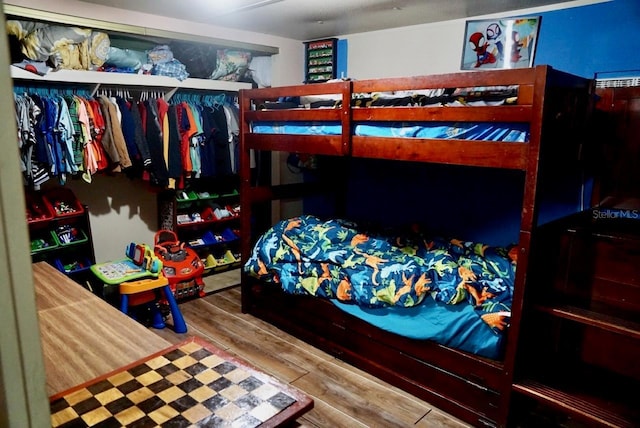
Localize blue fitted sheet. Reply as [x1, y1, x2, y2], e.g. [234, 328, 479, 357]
[332, 298, 504, 359]
[251, 121, 528, 142]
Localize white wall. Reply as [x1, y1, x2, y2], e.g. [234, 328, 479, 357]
[344, 20, 465, 79]
[6, 0, 304, 262]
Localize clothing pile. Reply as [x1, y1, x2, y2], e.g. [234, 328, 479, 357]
[6, 20, 262, 84]
[103, 45, 189, 81]
[14, 91, 240, 190]
[7, 20, 110, 71]
[6, 20, 192, 81]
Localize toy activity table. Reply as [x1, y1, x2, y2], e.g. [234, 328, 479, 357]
[90, 243, 187, 333]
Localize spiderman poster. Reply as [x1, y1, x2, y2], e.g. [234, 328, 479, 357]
[461, 16, 540, 70]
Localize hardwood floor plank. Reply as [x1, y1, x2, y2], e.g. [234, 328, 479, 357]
[153, 287, 471, 427]
[297, 398, 368, 428]
[164, 298, 312, 382]
[291, 364, 430, 427]
[200, 296, 431, 426]
[415, 409, 472, 427]
[207, 286, 242, 312]
[40, 303, 171, 396]
[203, 289, 335, 360]
[328, 352, 436, 406]
[208, 287, 464, 424]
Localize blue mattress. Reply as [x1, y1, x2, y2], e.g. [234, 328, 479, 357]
[251, 121, 529, 142]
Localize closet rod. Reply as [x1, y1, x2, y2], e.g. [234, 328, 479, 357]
[13, 85, 92, 97]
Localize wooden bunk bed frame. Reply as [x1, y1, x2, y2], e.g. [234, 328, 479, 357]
[238, 65, 592, 427]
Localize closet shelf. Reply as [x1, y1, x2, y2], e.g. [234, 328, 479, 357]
[11, 67, 252, 94]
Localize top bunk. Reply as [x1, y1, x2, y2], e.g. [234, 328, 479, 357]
[239, 65, 592, 170]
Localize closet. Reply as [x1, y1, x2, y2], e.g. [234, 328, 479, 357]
[9, 4, 275, 288]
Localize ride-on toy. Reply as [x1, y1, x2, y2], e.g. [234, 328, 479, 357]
[153, 230, 205, 299]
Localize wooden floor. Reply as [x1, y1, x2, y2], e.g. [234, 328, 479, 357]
[153, 285, 472, 428]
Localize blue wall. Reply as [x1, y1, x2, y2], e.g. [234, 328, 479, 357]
[309, 1, 639, 245]
[535, 0, 640, 78]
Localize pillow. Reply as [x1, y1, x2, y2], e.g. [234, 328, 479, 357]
[105, 46, 148, 70]
[210, 49, 251, 81]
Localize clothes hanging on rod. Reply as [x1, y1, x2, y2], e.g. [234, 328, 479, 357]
[170, 91, 242, 181]
[14, 86, 241, 190]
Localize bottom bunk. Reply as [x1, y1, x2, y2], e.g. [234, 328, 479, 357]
[243, 278, 506, 427]
[242, 215, 517, 427]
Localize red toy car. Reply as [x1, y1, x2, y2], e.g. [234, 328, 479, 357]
[153, 230, 205, 299]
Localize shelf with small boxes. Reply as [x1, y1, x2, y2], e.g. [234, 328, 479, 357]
[26, 186, 96, 284]
[158, 177, 242, 277]
[304, 38, 338, 83]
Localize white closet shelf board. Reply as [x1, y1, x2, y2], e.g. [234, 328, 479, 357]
[11, 67, 252, 95]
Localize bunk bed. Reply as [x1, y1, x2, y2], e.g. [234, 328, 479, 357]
[238, 65, 592, 427]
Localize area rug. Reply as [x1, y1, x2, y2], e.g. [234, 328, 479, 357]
[49, 337, 313, 427]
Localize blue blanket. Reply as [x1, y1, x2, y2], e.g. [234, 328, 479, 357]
[244, 216, 516, 342]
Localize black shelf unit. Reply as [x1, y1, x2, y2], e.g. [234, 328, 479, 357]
[157, 176, 241, 276]
[304, 38, 338, 83]
[27, 187, 96, 286]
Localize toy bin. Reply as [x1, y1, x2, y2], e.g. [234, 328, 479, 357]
[54, 256, 93, 274]
[53, 225, 88, 247]
[25, 192, 54, 227]
[202, 253, 217, 273]
[220, 228, 239, 242]
[198, 206, 215, 222]
[186, 231, 216, 248]
[195, 191, 220, 201]
[30, 230, 58, 254]
[221, 189, 239, 198]
[176, 190, 198, 203]
[231, 251, 242, 268]
[176, 190, 198, 213]
[213, 250, 237, 272]
[44, 187, 84, 219]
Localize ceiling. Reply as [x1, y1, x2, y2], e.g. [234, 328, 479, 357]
[79, 0, 580, 41]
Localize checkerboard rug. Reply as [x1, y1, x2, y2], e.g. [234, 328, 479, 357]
[49, 337, 311, 427]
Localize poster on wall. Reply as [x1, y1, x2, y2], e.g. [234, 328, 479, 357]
[461, 16, 541, 70]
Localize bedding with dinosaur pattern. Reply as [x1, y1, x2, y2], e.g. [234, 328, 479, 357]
[244, 215, 517, 337]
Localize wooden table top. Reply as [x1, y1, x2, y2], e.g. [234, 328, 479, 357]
[33, 262, 172, 397]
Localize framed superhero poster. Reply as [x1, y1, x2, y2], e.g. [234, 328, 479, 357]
[461, 16, 540, 70]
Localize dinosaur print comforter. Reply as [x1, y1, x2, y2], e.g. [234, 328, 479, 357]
[244, 215, 516, 335]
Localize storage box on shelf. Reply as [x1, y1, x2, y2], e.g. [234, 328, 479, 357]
[158, 181, 241, 277]
[26, 187, 96, 284]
